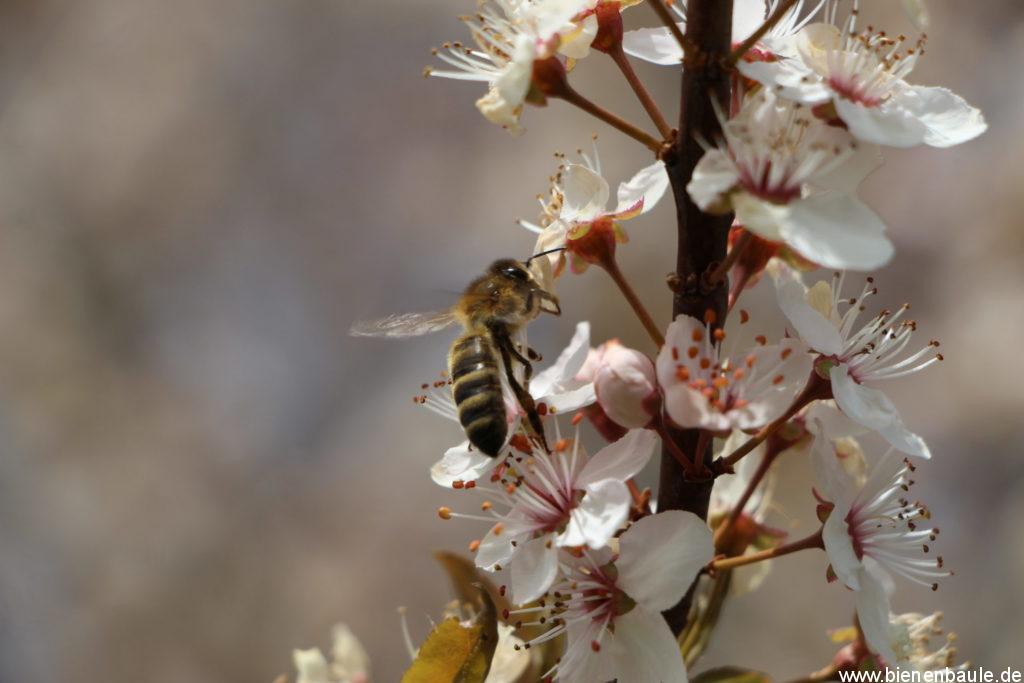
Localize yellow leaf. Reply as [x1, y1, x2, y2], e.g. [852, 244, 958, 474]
[401, 611, 498, 683]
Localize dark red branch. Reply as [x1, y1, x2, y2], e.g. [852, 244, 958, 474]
[657, 0, 734, 636]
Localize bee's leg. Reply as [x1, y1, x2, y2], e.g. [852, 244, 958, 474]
[495, 333, 549, 453]
[526, 347, 542, 363]
[505, 340, 534, 382]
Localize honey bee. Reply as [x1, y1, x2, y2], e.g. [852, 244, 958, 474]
[350, 252, 564, 456]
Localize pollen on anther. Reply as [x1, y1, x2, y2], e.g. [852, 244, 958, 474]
[591, 640, 602, 652]
[755, 335, 767, 345]
[740, 309, 750, 324]
[493, 523, 505, 536]
[572, 413, 584, 426]
[692, 329, 704, 342]
[676, 366, 690, 381]
[714, 329, 726, 342]
[481, 501, 493, 511]
[438, 507, 453, 520]
[772, 374, 785, 385]
[469, 539, 481, 553]
[704, 309, 717, 325]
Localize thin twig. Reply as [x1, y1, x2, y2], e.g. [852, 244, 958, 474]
[601, 258, 666, 347]
[723, 0, 800, 67]
[711, 528, 823, 571]
[607, 45, 674, 139]
[713, 445, 779, 550]
[719, 371, 829, 470]
[706, 229, 752, 285]
[645, 0, 692, 56]
[558, 86, 662, 153]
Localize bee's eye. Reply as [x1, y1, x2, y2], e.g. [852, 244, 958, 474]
[502, 265, 528, 281]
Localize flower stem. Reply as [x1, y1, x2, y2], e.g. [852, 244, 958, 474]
[600, 257, 665, 347]
[719, 371, 830, 470]
[558, 86, 662, 153]
[713, 444, 780, 550]
[645, 0, 693, 57]
[711, 528, 823, 571]
[607, 45, 674, 139]
[723, 0, 800, 67]
[706, 228, 751, 285]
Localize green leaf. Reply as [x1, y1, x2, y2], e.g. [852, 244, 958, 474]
[692, 666, 773, 683]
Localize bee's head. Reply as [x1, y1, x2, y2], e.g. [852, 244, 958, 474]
[486, 258, 561, 317]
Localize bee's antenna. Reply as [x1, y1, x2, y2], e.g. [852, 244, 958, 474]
[524, 247, 567, 265]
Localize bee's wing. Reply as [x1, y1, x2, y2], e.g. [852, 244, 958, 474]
[349, 310, 460, 338]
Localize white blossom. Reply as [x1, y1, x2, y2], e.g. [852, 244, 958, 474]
[776, 270, 940, 458]
[510, 510, 713, 682]
[738, 6, 986, 148]
[813, 433, 948, 663]
[521, 142, 669, 276]
[687, 88, 893, 271]
[656, 314, 812, 432]
[426, 1, 580, 134]
[293, 623, 370, 683]
[466, 427, 658, 603]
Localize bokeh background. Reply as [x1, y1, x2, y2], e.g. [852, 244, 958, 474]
[0, 1, 1021, 681]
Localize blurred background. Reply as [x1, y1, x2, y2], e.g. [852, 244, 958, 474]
[0, 0, 1021, 681]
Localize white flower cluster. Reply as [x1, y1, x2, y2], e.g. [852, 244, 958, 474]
[315, 0, 981, 680]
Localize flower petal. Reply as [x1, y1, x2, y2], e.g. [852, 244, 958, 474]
[561, 163, 611, 222]
[476, 523, 530, 571]
[737, 56, 831, 105]
[829, 367, 931, 459]
[833, 97, 928, 148]
[293, 648, 330, 683]
[812, 143, 884, 194]
[776, 278, 844, 355]
[663, 384, 730, 431]
[902, 85, 988, 148]
[430, 441, 501, 486]
[811, 428, 856, 505]
[575, 428, 659, 488]
[617, 510, 714, 611]
[855, 564, 899, 665]
[779, 193, 894, 271]
[561, 478, 632, 549]
[822, 498, 861, 590]
[622, 26, 685, 65]
[687, 149, 740, 214]
[510, 534, 560, 604]
[616, 160, 670, 216]
[531, 321, 592, 398]
[610, 608, 690, 683]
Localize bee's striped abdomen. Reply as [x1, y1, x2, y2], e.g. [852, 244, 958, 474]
[449, 334, 506, 457]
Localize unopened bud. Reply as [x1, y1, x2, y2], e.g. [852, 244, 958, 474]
[589, 340, 660, 429]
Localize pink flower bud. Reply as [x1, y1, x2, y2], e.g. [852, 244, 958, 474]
[585, 340, 660, 429]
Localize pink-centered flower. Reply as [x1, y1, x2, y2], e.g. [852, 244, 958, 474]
[813, 431, 949, 664]
[450, 428, 659, 604]
[422, 322, 596, 486]
[426, 1, 582, 134]
[738, 4, 986, 148]
[656, 314, 812, 432]
[776, 270, 940, 458]
[509, 510, 713, 682]
[687, 88, 893, 271]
